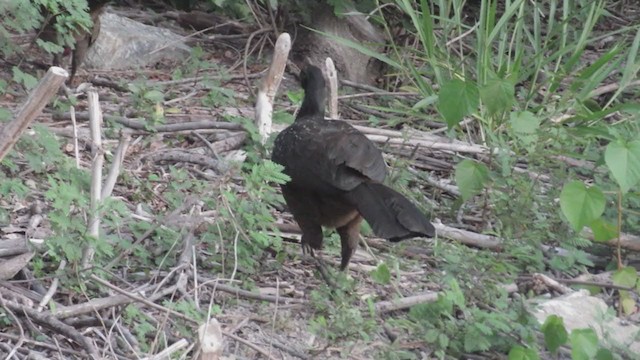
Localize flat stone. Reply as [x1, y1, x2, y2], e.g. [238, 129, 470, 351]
[532, 290, 640, 355]
[85, 12, 191, 70]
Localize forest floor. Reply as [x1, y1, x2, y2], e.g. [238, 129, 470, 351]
[1, 2, 640, 359]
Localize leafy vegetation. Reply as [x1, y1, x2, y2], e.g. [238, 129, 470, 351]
[324, 0, 640, 357]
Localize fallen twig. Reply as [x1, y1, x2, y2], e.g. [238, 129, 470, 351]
[147, 149, 226, 171]
[89, 274, 198, 324]
[375, 292, 439, 314]
[201, 279, 306, 305]
[3, 300, 100, 358]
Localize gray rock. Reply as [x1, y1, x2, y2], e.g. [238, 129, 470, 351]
[532, 290, 640, 355]
[84, 12, 191, 70]
[294, 5, 386, 85]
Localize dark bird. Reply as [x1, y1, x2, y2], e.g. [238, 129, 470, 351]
[272, 63, 435, 270]
[36, 0, 109, 83]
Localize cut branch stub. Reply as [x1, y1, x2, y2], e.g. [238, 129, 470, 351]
[325, 57, 338, 119]
[255, 32, 291, 144]
[0, 67, 68, 162]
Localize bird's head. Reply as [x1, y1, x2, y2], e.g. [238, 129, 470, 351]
[296, 60, 327, 121]
[300, 63, 326, 94]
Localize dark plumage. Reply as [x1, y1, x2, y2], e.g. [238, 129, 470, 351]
[272, 64, 435, 270]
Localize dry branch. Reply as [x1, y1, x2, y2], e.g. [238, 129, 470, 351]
[255, 32, 291, 143]
[149, 150, 225, 171]
[375, 292, 439, 314]
[0, 67, 68, 162]
[325, 57, 338, 119]
[101, 133, 131, 199]
[82, 90, 104, 268]
[433, 222, 502, 250]
[203, 280, 306, 305]
[3, 300, 100, 358]
[111, 117, 244, 132]
[53, 112, 244, 132]
[89, 274, 198, 324]
[0, 237, 30, 257]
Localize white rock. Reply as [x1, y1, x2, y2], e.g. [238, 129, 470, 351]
[532, 290, 640, 355]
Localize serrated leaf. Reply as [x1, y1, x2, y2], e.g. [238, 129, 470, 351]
[589, 218, 618, 242]
[455, 159, 489, 201]
[424, 329, 439, 342]
[438, 333, 449, 349]
[463, 325, 491, 352]
[438, 79, 479, 127]
[509, 111, 540, 134]
[480, 77, 515, 115]
[605, 140, 640, 193]
[12, 66, 38, 89]
[144, 89, 165, 102]
[508, 345, 540, 360]
[612, 266, 637, 288]
[370, 263, 391, 284]
[509, 111, 541, 150]
[595, 348, 614, 360]
[619, 291, 636, 315]
[541, 315, 568, 353]
[570, 328, 599, 360]
[559, 181, 605, 232]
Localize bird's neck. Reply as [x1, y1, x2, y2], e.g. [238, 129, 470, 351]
[296, 88, 326, 121]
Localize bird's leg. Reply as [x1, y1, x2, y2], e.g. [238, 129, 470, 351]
[298, 221, 325, 264]
[298, 223, 336, 287]
[337, 216, 363, 271]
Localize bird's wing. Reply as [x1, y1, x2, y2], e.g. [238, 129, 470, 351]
[273, 120, 386, 193]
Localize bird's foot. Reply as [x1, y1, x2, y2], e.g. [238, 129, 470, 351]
[313, 255, 337, 288]
[301, 243, 337, 287]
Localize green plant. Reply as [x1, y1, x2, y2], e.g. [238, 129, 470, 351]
[127, 82, 166, 127]
[407, 278, 537, 358]
[309, 283, 378, 341]
[312, 2, 640, 355]
[211, 158, 288, 273]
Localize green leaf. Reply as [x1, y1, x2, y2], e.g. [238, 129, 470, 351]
[612, 266, 637, 288]
[370, 263, 391, 284]
[0, 107, 11, 122]
[570, 328, 599, 360]
[559, 181, 605, 232]
[508, 345, 540, 360]
[438, 333, 450, 349]
[595, 348, 614, 360]
[144, 89, 165, 102]
[589, 218, 618, 242]
[509, 111, 540, 134]
[438, 79, 479, 127]
[412, 95, 438, 110]
[541, 315, 568, 353]
[480, 77, 515, 115]
[455, 159, 490, 201]
[12, 66, 38, 89]
[605, 140, 640, 193]
[509, 111, 541, 149]
[619, 291, 636, 316]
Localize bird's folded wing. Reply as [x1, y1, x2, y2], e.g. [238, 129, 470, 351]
[281, 120, 387, 192]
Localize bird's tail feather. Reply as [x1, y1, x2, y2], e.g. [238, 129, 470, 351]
[345, 182, 435, 241]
